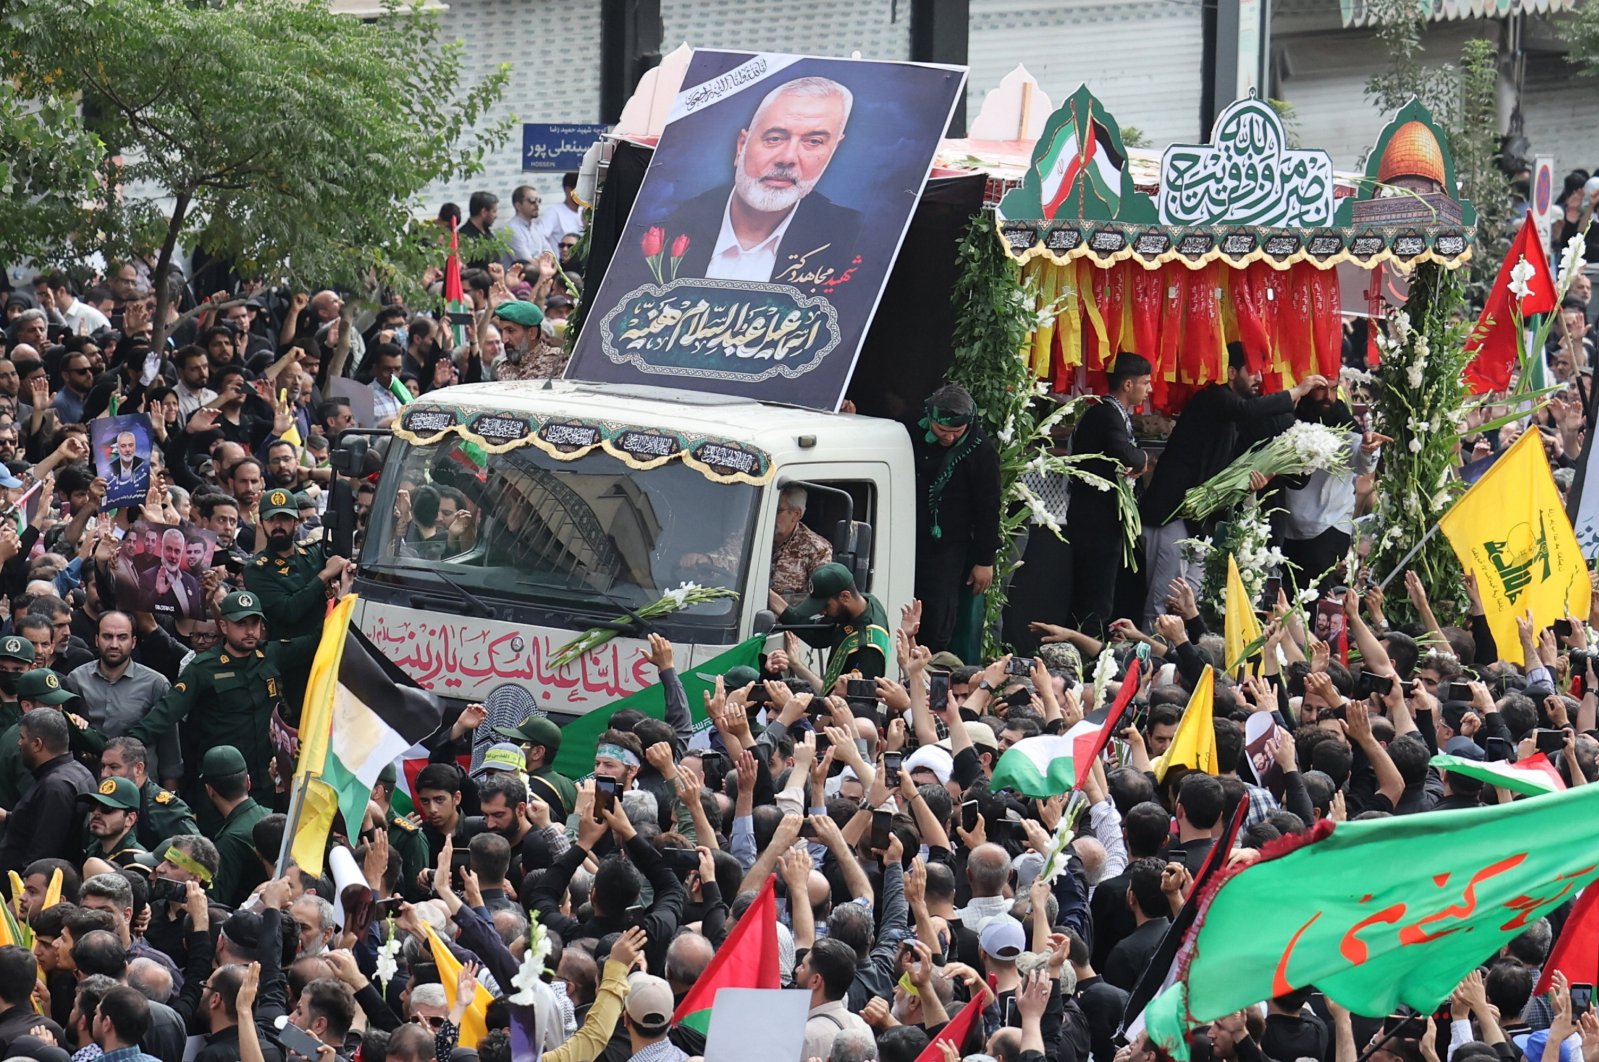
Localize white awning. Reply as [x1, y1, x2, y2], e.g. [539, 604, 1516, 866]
[1341, 0, 1574, 27]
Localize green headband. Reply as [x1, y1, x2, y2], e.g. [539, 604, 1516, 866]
[161, 846, 213, 884]
[927, 407, 971, 428]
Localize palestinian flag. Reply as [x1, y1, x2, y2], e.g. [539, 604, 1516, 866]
[1038, 98, 1124, 220]
[445, 216, 470, 350]
[989, 658, 1140, 798]
[386, 742, 433, 818]
[290, 596, 445, 876]
[672, 873, 781, 1034]
[1429, 751, 1566, 797]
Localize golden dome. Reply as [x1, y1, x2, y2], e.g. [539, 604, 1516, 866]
[1376, 121, 1447, 186]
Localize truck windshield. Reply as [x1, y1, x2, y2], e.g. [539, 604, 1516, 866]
[360, 437, 758, 617]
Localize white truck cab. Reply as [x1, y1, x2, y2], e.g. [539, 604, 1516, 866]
[337, 380, 915, 720]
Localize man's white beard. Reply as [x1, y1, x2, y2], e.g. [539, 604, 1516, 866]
[733, 152, 819, 215]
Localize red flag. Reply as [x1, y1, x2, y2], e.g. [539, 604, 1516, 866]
[444, 219, 464, 306]
[1076, 657, 1141, 791]
[1535, 884, 1599, 995]
[914, 985, 987, 1062]
[1464, 220, 1558, 394]
[672, 873, 781, 1034]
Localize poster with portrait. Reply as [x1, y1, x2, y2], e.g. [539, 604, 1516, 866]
[1243, 713, 1287, 797]
[565, 51, 966, 411]
[109, 520, 217, 621]
[91, 414, 153, 510]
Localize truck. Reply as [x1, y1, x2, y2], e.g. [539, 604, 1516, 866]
[330, 379, 916, 721]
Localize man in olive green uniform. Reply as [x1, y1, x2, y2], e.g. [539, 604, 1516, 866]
[82, 775, 146, 868]
[199, 745, 268, 907]
[244, 488, 349, 647]
[129, 591, 319, 832]
[0, 636, 34, 736]
[372, 761, 430, 902]
[492, 715, 576, 820]
[773, 562, 892, 688]
[0, 669, 102, 812]
[100, 736, 199, 852]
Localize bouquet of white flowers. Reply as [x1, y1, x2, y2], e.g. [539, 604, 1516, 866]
[548, 583, 739, 669]
[1179, 421, 1352, 522]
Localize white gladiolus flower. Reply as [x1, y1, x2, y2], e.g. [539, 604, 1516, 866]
[1297, 586, 1321, 605]
[1562, 235, 1587, 294]
[375, 935, 400, 988]
[1509, 257, 1536, 299]
[1408, 438, 1423, 453]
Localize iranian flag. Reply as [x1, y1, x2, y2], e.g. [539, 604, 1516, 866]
[289, 596, 445, 875]
[1142, 780, 1599, 1060]
[671, 873, 781, 1034]
[989, 659, 1139, 798]
[1037, 100, 1124, 220]
[1430, 751, 1566, 797]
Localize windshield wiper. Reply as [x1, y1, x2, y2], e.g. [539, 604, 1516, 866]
[364, 561, 494, 619]
[516, 574, 657, 637]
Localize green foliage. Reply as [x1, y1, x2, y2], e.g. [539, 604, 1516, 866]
[1362, 263, 1474, 624]
[1361, 0, 1507, 298]
[1560, 0, 1599, 76]
[1363, 0, 1458, 118]
[1453, 38, 1510, 300]
[946, 216, 1140, 656]
[0, 83, 105, 271]
[1, 0, 511, 343]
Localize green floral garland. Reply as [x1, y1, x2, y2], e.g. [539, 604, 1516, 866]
[948, 215, 1140, 658]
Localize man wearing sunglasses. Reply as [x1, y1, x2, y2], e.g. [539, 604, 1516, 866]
[913, 383, 1001, 654]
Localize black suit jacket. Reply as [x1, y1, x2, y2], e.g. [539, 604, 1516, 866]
[1067, 399, 1146, 531]
[660, 185, 863, 288]
[1104, 916, 1171, 991]
[1139, 384, 1296, 526]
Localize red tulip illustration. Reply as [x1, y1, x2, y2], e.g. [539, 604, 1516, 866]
[668, 234, 690, 280]
[642, 226, 667, 283]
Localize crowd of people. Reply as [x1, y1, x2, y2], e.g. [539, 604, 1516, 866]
[0, 165, 1590, 1062]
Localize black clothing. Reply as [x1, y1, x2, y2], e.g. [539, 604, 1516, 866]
[0, 751, 95, 873]
[1067, 398, 1147, 639]
[914, 428, 1002, 652]
[1076, 975, 1130, 1062]
[1139, 383, 1296, 528]
[1104, 917, 1169, 992]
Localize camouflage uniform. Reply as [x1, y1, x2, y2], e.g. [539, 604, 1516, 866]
[492, 339, 568, 382]
[704, 522, 833, 601]
[770, 523, 834, 598]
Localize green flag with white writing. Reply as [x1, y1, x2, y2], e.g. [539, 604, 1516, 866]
[1151, 781, 1599, 1058]
[551, 637, 764, 779]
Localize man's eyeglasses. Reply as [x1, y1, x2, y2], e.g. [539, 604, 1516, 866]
[66, 365, 91, 375]
[414, 1016, 446, 1030]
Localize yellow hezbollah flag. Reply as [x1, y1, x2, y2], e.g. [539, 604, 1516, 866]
[425, 922, 492, 1047]
[1439, 429, 1590, 666]
[1224, 554, 1262, 674]
[289, 595, 358, 877]
[1155, 666, 1217, 782]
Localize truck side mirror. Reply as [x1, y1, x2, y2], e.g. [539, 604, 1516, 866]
[329, 436, 368, 476]
[753, 609, 778, 635]
[832, 519, 873, 592]
[324, 478, 357, 559]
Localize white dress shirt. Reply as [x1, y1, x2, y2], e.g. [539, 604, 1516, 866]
[705, 193, 799, 282]
[506, 213, 553, 263]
